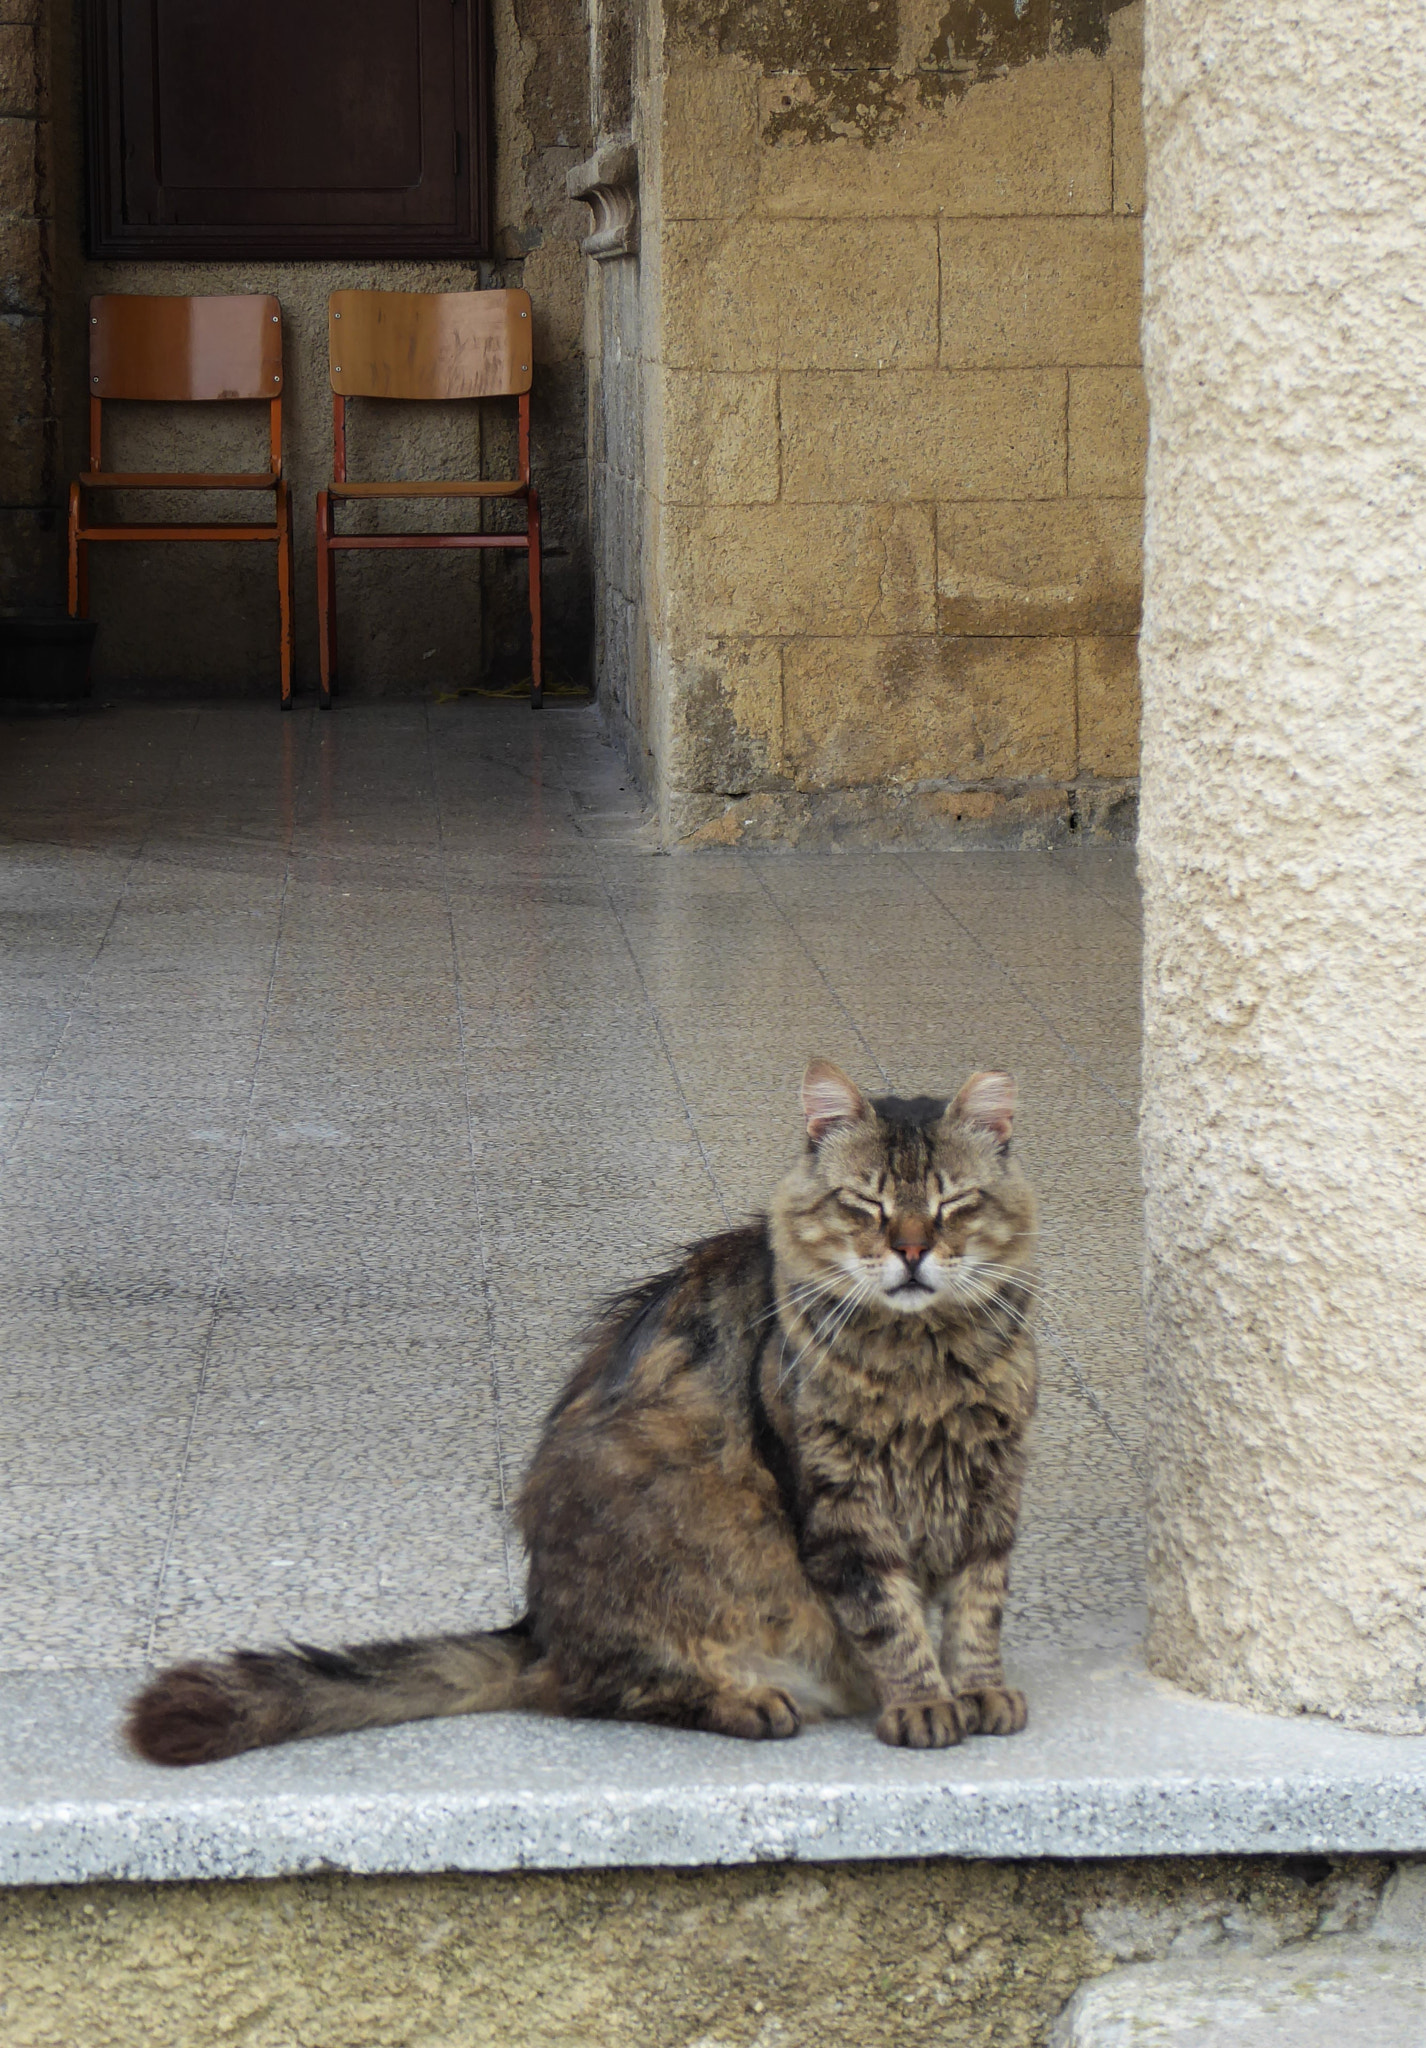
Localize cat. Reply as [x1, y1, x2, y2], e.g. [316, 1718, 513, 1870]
[126, 1059, 1038, 1765]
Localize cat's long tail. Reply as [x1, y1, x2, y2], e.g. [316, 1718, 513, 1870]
[125, 1621, 549, 1767]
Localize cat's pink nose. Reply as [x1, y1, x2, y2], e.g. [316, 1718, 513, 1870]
[895, 1239, 928, 1268]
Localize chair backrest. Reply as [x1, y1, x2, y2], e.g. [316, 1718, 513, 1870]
[89, 295, 283, 402]
[327, 290, 533, 401]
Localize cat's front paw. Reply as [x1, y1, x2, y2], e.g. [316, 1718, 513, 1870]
[955, 1686, 1027, 1736]
[704, 1685, 803, 1740]
[875, 1696, 967, 1749]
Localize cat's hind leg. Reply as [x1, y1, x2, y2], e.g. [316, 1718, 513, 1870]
[562, 1639, 809, 1740]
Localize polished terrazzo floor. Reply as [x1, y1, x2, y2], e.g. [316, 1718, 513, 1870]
[0, 701, 1144, 1683]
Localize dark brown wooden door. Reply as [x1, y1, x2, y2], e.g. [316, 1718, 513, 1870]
[85, 0, 491, 257]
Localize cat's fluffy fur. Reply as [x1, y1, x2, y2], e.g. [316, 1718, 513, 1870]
[127, 1060, 1037, 1765]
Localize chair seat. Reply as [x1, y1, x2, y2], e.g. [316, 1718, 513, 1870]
[81, 471, 280, 491]
[328, 479, 526, 500]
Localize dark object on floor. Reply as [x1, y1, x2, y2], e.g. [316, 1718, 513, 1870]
[0, 613, 98, 712]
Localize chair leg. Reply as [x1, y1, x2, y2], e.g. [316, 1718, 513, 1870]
[67, 484, 87, 618]
[316, 489, 336, 709]
[527, 486, 543, 710]
[277, 483, 294, 710]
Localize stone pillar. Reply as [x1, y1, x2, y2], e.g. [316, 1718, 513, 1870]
[1140, 0, 1426, 1731]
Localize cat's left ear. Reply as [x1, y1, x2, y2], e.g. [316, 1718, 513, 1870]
[801, 1060, 873, 1144]
[950, 1071, 1016, 1153]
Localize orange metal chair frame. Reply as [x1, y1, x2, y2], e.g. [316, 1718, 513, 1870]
[315, 289, 543, 710]
[68, 294, 295, 708]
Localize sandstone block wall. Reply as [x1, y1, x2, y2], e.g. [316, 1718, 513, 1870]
[621, 0, 1146, 846]
[0, 0, 594, 698]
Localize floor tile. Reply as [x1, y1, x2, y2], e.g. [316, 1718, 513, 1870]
[0, 700, 1147, 1685]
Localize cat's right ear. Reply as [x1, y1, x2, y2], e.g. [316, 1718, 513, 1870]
[801, 1060, 872, 1144]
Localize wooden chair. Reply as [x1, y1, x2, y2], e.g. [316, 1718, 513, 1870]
[316, 288, 542, 710]
[68, 294, 294, 707]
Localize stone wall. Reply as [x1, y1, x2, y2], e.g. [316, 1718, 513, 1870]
[0, 0, 594, 699]
[615, 0, 1147, 845]
[0, 1854, 1392, 2047]
[587, 248, 653, 769]
[0, 0, 64, 608]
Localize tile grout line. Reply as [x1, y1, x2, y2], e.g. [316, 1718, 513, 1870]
[1061, 858, 1144, 937]
[738, 854, 893, 1092]
[897, 851, 1139, 1121]
[424, 704, 520, 1619]
[556, 758, 732, 1230]
[0, 709, 205, 1181]
[895, 849, 1144, 1479]
[141, 710, 314, 1663]
[1037, 1324, 1146, 1481]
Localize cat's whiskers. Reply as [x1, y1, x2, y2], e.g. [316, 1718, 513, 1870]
[778, 1275, 876, 1390]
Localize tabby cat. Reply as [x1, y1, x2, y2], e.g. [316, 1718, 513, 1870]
[127, 1060, 1037, 1764]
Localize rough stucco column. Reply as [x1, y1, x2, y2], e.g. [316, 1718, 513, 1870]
[1140, 0, 1426, 1731]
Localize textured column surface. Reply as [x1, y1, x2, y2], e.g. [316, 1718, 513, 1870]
[1140, 0, 1426, 1730]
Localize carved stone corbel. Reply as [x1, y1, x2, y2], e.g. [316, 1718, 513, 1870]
[567, 140, 639, 261]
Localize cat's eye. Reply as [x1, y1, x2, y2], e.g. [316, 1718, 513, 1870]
[838, 1192, 887, 1222]
[937, 1191, 983, 1221]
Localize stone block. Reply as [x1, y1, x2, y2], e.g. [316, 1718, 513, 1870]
[667, 637, 784, 790]
[0, 210, 40, 311]
[1069, 367, 1148, 497]
[1078, 634, 1140, 777]
[940, 218, 1143, 368]
[782, 633, 1076, 788]
[663, 219, 939, 371]
[1049, 1939, 1426, 2047]
[0, 303, 42, 404]
[663, 502, 935, 642]
[0, 395, 44, 498]
[0, 505, 60, 604]
[938, 500, 1143, 634]
[758, 56, 1111, 219]
[662, 61, 758, 219]
[671, 781, 1075, 847]
[511, 0, 589, 150]
[0, 114, 35, 212]
[523, 235, 585, 363]
[652, 369, 779, 504]
[781, 368, 1067, 502]
[1110, 0, 1145, 216]
[0, 23, 35, 113]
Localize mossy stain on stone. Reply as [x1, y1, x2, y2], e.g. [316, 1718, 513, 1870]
[665, 0, 899, 70]
[753, 0, 1138, 147]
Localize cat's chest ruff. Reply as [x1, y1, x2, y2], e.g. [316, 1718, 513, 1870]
[806, 1345, 1021, 1539]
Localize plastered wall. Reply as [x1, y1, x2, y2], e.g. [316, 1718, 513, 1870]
[1140, 0, 1426, 1729]
[613, 0, 1147, 846]
[1, 0, 594, 699]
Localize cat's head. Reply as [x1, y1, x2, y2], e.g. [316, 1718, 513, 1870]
[772, 1059, 1036, 1323]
